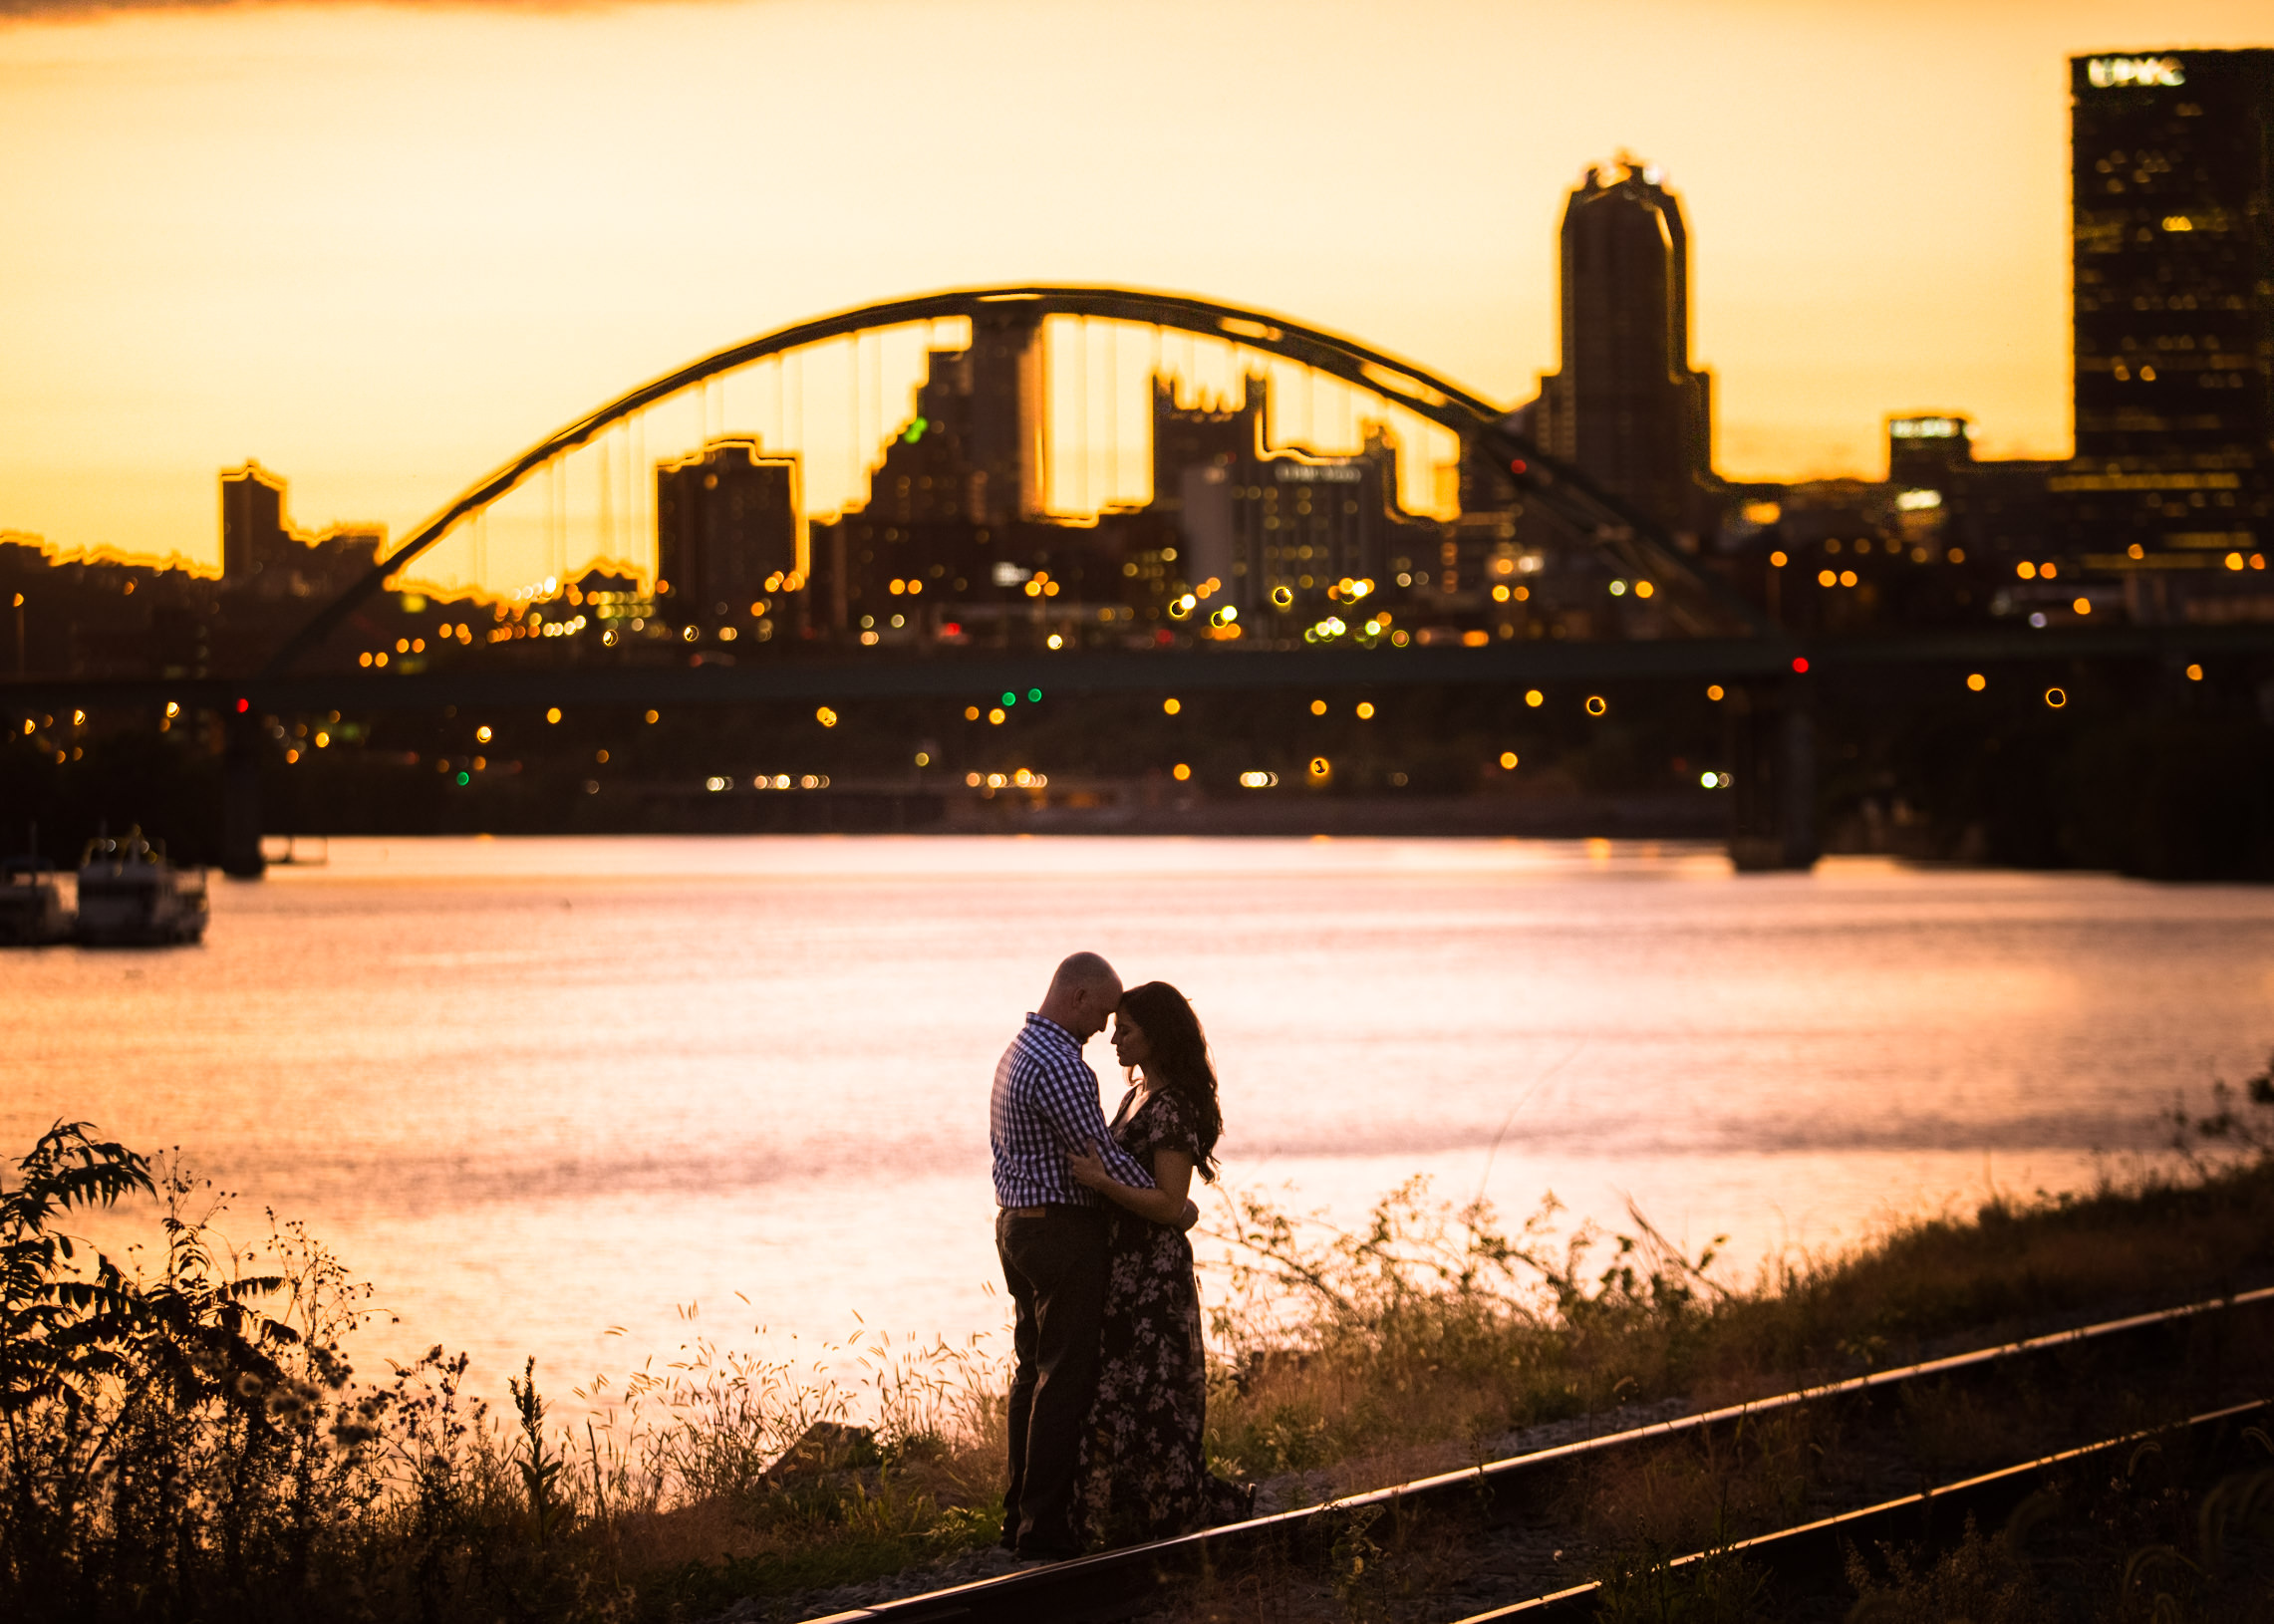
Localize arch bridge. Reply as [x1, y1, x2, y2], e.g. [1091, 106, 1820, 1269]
[262, 283, 1767, 677]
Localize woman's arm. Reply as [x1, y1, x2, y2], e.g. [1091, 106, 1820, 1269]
[1068, 1143, 1200, 1230]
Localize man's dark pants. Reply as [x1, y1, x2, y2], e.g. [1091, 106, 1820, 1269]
[995, 1205, 1108, 1558]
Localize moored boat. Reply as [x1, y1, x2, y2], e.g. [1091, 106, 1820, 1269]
[0, 857, 73, 946]
[76, 827, 208, 947]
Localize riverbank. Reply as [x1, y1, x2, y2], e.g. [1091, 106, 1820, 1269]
[6, 1088, 2272, 1624]
[695, 1137, 2274, 1623]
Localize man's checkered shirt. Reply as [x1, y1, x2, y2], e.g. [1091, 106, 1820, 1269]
[991, 1013, 1156, 1208]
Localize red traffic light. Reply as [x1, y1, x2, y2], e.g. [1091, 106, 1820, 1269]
[235, 697, 251, 713]
[1791, 657, 1810, 675]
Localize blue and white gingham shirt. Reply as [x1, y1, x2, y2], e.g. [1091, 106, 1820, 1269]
[991, 1013, 1156, 1208]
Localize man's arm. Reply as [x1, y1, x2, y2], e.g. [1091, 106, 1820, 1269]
[1027, 1058, 1155, 1190]
[1068, 1143, 1204, 1231]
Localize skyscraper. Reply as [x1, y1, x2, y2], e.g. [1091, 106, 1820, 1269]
[2055, 49, 2274, 557]
[218, 462, 383, 597]
[1886, 414, 1973, 490]
[655, 438, 802, 626]
[1531, 157, 1714, 541]
[1145, 375, 1411, 619]
[220, 462, 291, 583]
[963, 306, 1046, 528]
[810, 321, 1043, 635]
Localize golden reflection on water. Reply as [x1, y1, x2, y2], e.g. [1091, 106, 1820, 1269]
[12, 836, 2274, 1404]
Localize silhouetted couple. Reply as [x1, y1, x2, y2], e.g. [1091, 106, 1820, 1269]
[989, 951, 1251, 1561]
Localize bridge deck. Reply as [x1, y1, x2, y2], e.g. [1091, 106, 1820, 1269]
[9, 626, 2274, 714]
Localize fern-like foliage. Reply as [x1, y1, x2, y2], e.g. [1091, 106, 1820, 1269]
[0, 1121, 153, 1419]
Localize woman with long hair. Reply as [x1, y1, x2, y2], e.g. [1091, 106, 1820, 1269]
[1064, 979, 1249, 1546]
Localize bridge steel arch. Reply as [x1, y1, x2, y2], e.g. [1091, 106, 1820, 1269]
[261, 284, 1771, 677]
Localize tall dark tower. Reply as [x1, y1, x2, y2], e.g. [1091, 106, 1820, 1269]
[2057, 49, 2274, 555]
[963, 305, 1045, 527]
[1532, 157, 1714, 540]
[219, 462, 292, 583]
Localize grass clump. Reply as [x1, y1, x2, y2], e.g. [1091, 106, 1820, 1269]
[1844, 1442, 2274, 1621]
[1199, 1069, 2274, 1499]
[0, 1121, 1008, 1624]
[1, 1121, 637, 1623]
[601, 1334, 1008, 1615]
[1199, 1176, 1726, 1484]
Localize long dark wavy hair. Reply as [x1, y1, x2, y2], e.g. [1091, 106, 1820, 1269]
[1118, 980, 1223, 1182]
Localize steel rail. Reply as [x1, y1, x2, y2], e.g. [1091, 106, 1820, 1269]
[801, 1284, 2274, 1623]
[1459, 1396, 2274, 1620]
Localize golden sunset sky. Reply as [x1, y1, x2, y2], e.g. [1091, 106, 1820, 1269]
[0, 0, 2265, 573]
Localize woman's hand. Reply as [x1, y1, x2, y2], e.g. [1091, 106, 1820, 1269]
[1067, 1141, 1197, 1229]
[1066, 1141, 1110, 1191]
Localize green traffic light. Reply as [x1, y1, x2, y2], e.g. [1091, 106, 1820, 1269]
[455, 771, 470, 786]
[1027, 688, 1041, 703]
[1001, 691, 1016, 706]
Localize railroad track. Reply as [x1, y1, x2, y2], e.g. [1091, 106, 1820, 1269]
[1461, 1396, 2274, 1620]
[805, 1284, 2274, 1624]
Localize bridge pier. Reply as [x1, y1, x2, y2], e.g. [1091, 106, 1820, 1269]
[1726, 678, 1818, 873]
[221, 711, 266, 879]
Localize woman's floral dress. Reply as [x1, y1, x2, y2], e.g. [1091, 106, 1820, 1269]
[1073, 1087, 1248, 1548]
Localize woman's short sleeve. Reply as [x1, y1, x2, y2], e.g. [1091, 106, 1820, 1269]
[1143, 1091, 1203, 1164]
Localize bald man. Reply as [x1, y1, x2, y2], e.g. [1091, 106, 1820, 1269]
[989, 950, 1196, 1561]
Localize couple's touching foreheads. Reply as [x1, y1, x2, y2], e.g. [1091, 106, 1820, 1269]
[990, 951, 1252, 1562]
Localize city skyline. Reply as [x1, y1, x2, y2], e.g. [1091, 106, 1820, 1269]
[15, 46, 2272, 681]
[4, 0, 2267, 575]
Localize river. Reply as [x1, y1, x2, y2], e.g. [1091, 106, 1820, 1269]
[12, 835, 2272, 1407]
